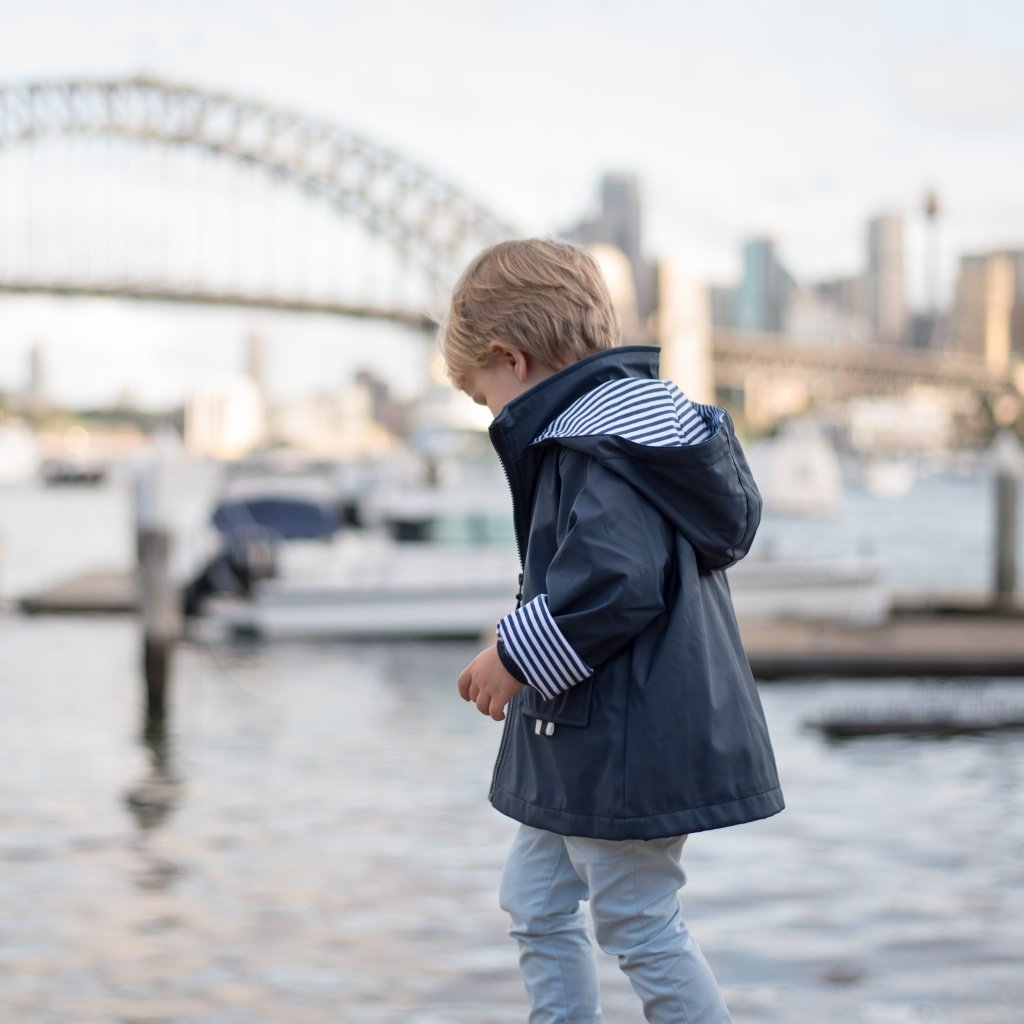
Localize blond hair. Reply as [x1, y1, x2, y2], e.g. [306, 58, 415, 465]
[438, 238, 621, 385]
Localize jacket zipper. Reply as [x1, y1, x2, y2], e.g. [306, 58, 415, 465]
[489, 436, 526, 800]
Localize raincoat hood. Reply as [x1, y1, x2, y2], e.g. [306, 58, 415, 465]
[490, 345, 761, 570]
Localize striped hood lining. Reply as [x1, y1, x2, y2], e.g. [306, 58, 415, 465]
[532, 377, 723, 449]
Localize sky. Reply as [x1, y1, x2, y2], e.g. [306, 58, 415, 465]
[2, 0, 1024, 407]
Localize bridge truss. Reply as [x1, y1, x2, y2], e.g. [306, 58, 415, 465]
[0, 75, 515, 322]
[713, 330, 1000, 397]
[711, 329, 1018, 431]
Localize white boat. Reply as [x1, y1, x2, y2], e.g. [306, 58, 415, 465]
[858, 458, 915, 499]
[203, 539, 518, 640]
[0, 420, 40, 485]
[750, 418, 843, 518]
[196, 464, 887, 641]
[198, 475, 521, 640]
[205, 546, 888, 639]
[727, 556, 890, 625]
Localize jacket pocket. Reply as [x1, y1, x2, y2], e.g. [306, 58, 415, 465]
[520, 675, 594, 728]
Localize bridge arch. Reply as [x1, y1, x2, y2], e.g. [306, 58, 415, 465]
[0, 75, 514, 282]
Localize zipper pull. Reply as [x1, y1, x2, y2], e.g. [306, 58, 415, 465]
[533, 719, 556, 737]
[515, 572, 524, 608]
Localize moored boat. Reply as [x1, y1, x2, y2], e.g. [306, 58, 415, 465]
[0, 419, 40, 485]
[193, 472, 520, 639]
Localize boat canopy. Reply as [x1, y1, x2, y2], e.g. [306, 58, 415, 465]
[212, 495, 340, 541]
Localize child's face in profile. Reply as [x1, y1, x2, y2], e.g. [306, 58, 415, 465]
[455, 342, 541, 417]
[458, 357, 523, 417]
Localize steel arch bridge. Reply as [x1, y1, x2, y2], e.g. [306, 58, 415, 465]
[0, 75, 515, 323]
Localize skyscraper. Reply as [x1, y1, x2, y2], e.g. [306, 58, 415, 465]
[597, 174, 644, 275]
[27, 341, 48, 413]
[563, 173, 656, 323]
[731, 238, 793, 333]
[952, 250, 1024, 373]
[245, 332, 268, 401]
[865, 214, 907, 344]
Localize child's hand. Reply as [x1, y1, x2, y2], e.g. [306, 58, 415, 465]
[457, 644, 525, 721]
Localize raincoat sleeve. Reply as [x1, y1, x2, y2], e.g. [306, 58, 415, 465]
[496, 454, 672, 699]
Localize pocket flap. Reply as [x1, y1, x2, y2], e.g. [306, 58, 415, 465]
[520, 675, 594, 728]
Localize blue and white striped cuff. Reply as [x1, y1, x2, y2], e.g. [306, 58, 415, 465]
[496, 594, 593, 699]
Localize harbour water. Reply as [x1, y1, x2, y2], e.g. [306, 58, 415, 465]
[1, 466, 1023, 1023]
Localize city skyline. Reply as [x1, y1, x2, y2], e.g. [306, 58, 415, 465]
[0, 189, 1018, 411]
[4, 1, 1023, 281]
[1, 0, 1023, 406]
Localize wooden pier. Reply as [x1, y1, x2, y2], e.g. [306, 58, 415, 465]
[13, 569, 1024, 680]
[18, 570, 137, 615]
[740, 608, 1024, 680]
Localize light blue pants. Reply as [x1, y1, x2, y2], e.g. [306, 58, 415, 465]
[499, 825, 731, 1024]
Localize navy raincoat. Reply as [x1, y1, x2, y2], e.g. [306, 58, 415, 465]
[488, 345, 784, 840]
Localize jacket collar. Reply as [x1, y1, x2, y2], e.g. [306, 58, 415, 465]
[489, 345, 661, 461]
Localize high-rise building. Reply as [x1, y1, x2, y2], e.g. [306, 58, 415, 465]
[27, 341, 48, 411]
[597, 174, 644, 275]
[952, 250, 1024, 373]
[1012, 254, 1024, 362]
[709, 285, 737, 329]
[185, 377, 266, 459]
[865, 214, 907, 344]
[563, 173, 656, 324]
[731, 238, 793, 333]
[813, 275, 865, 320]
[657, 258, 713, 405]
[246, 332, 268, 402]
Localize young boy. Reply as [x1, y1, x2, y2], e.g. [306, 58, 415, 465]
[440, 238, 783, 1024]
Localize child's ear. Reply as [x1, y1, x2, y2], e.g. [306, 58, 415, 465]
[488, 341, 530, 382]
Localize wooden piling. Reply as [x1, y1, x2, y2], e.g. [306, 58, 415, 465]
[992, 431, 1022, 609]
[136, 466, 180, 734]
[995, 471, 1018, 603]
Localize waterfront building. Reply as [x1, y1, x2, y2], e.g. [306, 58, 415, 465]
[590, 243, 641, 337]
[268, 378, 397, 460]
[184, 377, 266, 459]
[732, 237, 794, 334]
[906, 311, 945, 350]
[952, 250, 1024, 374]
[27, 341, 49, 414]
[865, 214, 907, 344]
[563, 172, 657, 323]
[709, 285, 736, 329]
[246, 332, 269, 405]
[785, 285, 870, 342]
[844, 388, 960, 455]
[657, 257, 714, 405]
[813, 274, 865, 324]
[596, 174, 643, 278]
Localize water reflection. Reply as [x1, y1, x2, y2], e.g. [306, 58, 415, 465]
[125, 722, 182, 834]
[1, 615, 1022, 1023]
